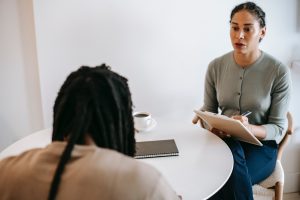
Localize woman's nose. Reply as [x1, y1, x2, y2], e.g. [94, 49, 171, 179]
[237, 30, 245, 39]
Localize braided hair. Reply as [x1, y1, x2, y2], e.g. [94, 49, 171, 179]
[48, 64, 135, 200]
[230, 2, 266, 28]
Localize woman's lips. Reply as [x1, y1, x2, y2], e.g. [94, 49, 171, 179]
[235, 43, 246, 48]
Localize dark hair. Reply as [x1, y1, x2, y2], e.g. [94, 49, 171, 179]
[230, 2, 266, 28]
[48, 64, 135, 200]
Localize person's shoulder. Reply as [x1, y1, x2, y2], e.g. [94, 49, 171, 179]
[0, 147, 45, 187]
[105, 149, 160, 176]
[0, 147, 43, 168]
[120, 157, 168, 195]
[209, 51, 233, 68]
[91, 148, 163, 189]
[129, 158, 161, 177]
[0, 142, 67, 171]
[75, 147, 178, 199]
[262, 51, 289, 73]
[98, 148, 161, 179]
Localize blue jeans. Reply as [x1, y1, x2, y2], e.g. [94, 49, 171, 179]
[208, 138, 278, 200]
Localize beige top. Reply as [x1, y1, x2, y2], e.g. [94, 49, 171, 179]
[0, 142, 179, 200]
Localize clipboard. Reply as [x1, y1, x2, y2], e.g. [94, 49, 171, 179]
[194, 110, 263, 146]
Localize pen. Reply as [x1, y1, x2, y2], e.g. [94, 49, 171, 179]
[241, 111, 252, 117]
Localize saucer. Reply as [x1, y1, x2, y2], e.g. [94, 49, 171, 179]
[135, 118, 157, 132]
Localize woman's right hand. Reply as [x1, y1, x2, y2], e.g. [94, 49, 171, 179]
[192, 115, 200, 124]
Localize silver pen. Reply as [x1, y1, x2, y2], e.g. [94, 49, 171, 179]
[241, 111, 252, 117]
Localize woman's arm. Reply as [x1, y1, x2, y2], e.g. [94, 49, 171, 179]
[193, 60, 219, 124]
[232, 115, 267, 140]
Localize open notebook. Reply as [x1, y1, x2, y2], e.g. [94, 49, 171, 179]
[194, 110, 263, 146]
[134, 139, 179, 159]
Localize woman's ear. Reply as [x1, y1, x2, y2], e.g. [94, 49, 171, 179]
[259, 27, 266, 42]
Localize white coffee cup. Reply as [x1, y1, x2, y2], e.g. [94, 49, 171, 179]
[133, 111, 152, 131]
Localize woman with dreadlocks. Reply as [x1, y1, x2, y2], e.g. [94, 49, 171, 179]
[0, 64, 180, 200]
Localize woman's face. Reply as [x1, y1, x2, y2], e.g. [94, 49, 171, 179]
[230, 10, 266, 55]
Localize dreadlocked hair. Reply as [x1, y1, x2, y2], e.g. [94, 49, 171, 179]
[48, 64, 135, 200]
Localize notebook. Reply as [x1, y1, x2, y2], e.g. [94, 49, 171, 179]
[134, 139, 179, 159]
[194, 110, 262, 146]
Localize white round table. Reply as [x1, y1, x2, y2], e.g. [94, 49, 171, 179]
[135, 119, 233, 200]
[0, 118, 233, 200]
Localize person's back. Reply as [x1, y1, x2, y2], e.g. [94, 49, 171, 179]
[0, 142, 177, 200]
[0, 65, 179, 200]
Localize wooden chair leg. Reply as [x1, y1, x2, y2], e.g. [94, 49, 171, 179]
[274, 182, 283, 200]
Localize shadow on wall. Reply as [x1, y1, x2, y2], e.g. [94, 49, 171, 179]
[0, 117, 17, 152]
[298, 0, 300, 32]
[17, 0, 44, 131]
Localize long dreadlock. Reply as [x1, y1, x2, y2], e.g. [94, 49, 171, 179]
[48, 64, 135, 200]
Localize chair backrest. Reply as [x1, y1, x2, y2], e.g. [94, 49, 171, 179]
[277, 112, 294, 161]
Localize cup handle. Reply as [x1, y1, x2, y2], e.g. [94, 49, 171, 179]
[146, 118, 152, 126]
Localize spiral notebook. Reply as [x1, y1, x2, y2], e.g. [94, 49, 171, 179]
[134, 139, 179, 159]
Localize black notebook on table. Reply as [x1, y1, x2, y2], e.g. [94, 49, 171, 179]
[134, 139, 179, 159]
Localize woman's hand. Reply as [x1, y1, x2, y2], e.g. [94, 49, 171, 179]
[231, 115, 250, 127]
[192, 115, 200, 124]
[210, 128, 231, 138]
[211, 114, 250, 138]
[232, 114, 267, 139]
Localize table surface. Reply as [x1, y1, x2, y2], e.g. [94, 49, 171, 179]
[0, 118, 233, 200]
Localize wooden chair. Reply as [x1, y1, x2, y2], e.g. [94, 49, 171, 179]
[253, 112, 294, 200]
[196, 112, 294, 200]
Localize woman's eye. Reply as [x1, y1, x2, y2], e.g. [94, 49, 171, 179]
[244, 27, 250, 32]
[232, 27, 239, 31]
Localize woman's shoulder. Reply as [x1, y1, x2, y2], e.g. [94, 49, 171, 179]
[262, 51, 289, 73]
[207, 51, 234, 73]
[209, 52, 233, 66]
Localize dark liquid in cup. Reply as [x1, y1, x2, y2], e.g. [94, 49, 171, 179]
[134, 113, 149, 118]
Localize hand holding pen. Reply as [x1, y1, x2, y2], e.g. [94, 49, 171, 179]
[241, 111, 252, 117]
[232, 111, 252, 124]
[212, 111, 252, 139]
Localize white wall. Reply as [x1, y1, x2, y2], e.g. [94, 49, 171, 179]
[0, 0, 43, 151]
[33, 0, 300, 126]
[33, 0, 235, 126]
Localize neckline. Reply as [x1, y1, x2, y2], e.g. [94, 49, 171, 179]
[231, 51, 264, 69]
